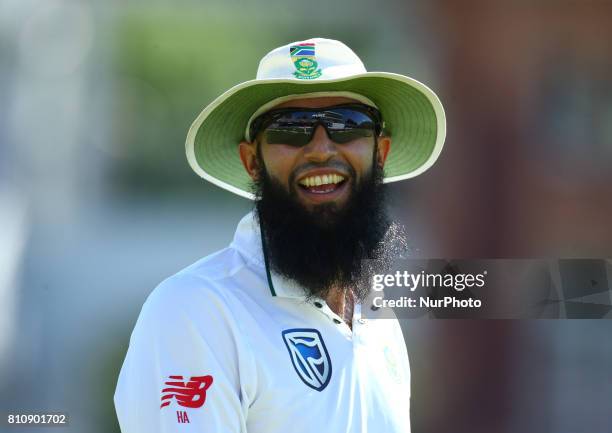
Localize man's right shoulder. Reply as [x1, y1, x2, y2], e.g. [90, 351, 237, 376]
[141, 245, 264, 322]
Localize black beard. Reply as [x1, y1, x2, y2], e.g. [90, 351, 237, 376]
[252, 153, 401, 302]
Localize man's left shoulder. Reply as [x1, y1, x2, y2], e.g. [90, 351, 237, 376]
[365, 316, 407, 346]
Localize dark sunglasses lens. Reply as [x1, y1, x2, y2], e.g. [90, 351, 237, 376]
[325, 108, 375, 144]
[261, 107, 378, 146]
[263, 111, 313, 146]
[264, 126, 312, 146]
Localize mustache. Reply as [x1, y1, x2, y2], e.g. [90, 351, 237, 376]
[289, 161, 356, 185]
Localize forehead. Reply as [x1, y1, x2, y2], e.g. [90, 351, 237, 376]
[271, 96, 361, 110]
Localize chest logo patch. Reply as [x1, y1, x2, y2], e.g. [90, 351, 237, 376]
[282, 328, 332, 391]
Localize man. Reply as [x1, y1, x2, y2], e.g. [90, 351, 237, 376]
[114, 38, 445, 433]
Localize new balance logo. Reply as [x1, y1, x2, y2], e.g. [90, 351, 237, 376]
[160, 375, 214, 409]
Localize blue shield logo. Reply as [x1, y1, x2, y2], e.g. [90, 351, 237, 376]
[282, 328, 332, 391]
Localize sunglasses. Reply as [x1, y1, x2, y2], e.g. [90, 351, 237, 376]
[249, 104, 383, 147]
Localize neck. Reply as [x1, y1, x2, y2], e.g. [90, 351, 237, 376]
[325, 287, 354, 329]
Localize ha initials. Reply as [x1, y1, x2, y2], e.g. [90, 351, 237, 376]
[176, 411, 190, 423]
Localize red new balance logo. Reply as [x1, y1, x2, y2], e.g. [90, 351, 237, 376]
[160, 375, 214, 409]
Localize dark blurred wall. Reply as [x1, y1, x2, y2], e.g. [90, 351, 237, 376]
[398, 3, 612, 433]
[425, 1, 612, 258]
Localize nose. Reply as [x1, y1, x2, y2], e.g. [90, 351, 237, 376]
[303, 124, 337, 162]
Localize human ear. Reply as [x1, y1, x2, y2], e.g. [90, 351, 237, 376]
[238, 140, 260, 180]
[376, 136, 391, 168]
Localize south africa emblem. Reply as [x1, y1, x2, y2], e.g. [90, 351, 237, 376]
[290, 43, 322, 80]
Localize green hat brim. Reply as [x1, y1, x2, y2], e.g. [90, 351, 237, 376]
[186, 72, 446, 199]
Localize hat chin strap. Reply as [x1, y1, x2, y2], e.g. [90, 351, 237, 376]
[244, 91, 379, 142]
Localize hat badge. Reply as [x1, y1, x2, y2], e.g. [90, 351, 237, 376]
[290, 42, 322, 80]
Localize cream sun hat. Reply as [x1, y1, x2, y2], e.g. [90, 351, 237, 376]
[186, 37, 446, 199]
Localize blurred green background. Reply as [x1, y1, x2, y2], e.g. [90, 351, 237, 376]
[1, 1, 611, 432]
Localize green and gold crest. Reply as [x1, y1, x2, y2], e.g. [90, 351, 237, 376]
[290, 43, 322, 80]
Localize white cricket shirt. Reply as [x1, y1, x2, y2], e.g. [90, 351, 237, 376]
[114, 212, 411, 433]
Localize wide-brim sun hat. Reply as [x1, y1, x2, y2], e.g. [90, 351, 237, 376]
[186, 37, 446, 200]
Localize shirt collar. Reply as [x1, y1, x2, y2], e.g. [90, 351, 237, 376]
[230, 212, 306, 299]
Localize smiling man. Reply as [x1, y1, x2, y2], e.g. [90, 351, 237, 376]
[242, 95, 393, 307]
[114, 38, 446, 433]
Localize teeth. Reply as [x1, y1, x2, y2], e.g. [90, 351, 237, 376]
[299, 174, 345, 187]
